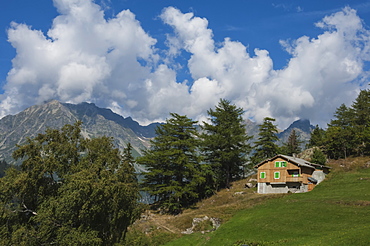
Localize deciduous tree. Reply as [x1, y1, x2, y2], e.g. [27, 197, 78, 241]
[0, 122, 141, 245]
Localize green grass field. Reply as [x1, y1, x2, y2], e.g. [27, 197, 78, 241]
[165, 167, 370, 246]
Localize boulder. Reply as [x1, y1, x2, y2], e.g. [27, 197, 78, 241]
[181, 216, 221, 234]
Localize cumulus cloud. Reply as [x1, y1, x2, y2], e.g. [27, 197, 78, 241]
[161, 6, 369, 127]
[0, 2, 369, 128]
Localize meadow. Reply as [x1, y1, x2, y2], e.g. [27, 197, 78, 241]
[163, 158, 370, 246]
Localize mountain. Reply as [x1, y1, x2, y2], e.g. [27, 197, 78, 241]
[277, 119, 315, 147]
[244, 119, 260, 139]
[0, 100, 315, 165]
[0, 100, 158, 165]
[243, 118, 314, 148]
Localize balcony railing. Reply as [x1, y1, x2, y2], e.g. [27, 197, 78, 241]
[285, 176, 303, 182]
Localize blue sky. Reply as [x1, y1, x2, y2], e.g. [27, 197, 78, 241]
[1, 0, 370, 128]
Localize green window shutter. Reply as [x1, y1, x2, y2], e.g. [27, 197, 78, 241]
[275, 161, 286, 167]
[260, 172, 266, 179]
[274, 172, 280, 179]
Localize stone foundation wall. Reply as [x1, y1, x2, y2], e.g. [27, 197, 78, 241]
[257, 182, 308, 194]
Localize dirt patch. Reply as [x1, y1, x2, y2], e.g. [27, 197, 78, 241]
[131, 176, 280, 236]
[330, 200, 370, 207]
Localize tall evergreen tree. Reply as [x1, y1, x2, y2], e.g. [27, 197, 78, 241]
[351, 89, 370, 155]
[311, 148, 327, 165]
[331, 103, 354, 127]
[307, 125, 325, 148]
[201, 99, 251, 189]
[281, 129, 301, 156]
[320, 89, 370, 159]
[352, 89, 370, 127]
[325, 104, 355, 159]
[252, 117, 279, 164]
[0, 122, 142, 245]
[0, 160, 11, 178]
[121, 143, 138, 183]
[138, 113, 208, 214]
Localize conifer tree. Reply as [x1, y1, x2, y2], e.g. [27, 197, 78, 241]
[307, 125, 326, 148]
[121, 143, 138, 183]
[252, 117, 279, 164]
[325, 104, 355, 159]
[138, 113, 208, 214]
[351, 89, 370, 155]
[201, 99, 251, 189]
[281, 129, 301, 156]
[352, 89, 370, 127]
[318, 89, 370, 159]
[311, 148, 327, 165]
[0, 160, 11, 178]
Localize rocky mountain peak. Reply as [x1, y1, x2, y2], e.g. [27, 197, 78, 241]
[287, 119, 313, 133]
[0, 100, 155, 163]
[277, 119, 314, 146]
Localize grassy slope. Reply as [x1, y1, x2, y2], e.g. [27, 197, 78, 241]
[165, 160, 370, 246]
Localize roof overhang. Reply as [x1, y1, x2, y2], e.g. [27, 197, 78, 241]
[254, 154, 316, 169]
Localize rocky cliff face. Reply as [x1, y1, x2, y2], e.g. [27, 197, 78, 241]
[0, 100, 155, 164]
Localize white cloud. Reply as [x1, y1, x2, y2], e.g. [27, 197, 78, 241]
[160, 6, 369, 128]
[0, 2, 369, 129]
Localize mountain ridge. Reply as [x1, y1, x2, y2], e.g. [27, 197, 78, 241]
[0, 100, 154, 164]
[277, 119, 314, 147]
[0, 101, 314, 164]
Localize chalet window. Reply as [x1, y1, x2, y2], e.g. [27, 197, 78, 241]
[292, 172, 300, 177]
[275, 161, 287, 167]
[274, 171, 280, 179]
[260, 172, 266, 179]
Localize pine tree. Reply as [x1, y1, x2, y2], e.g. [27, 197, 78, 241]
[352, 89, 370, 127]
[325, 104, 355, 159]
[307, 125, 325, 148]
[138, 113, 208, 214]
[252, 117, 279, 164]
[201, 99, 252, 189]
[311, 148, 327, 165]
[121, 143, 138, 184]
[351, 89, 370, 155]
[281, 129, 301, 156]
[321, 89, 370, 158]
[0, 160, 11, 178]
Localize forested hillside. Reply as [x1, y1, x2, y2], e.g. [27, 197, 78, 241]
[1, 89, 370, 245]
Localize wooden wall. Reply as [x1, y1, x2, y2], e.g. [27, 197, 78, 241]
[257, 157, 314, 184]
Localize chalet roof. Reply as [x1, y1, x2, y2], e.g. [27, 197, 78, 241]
[280, 155, 315, 168]
[254, 154, 317, 169]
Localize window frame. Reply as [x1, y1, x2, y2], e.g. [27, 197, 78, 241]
[275, 161, 287, 168]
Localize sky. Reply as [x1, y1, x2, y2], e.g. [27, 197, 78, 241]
[1, 0, 370, 129]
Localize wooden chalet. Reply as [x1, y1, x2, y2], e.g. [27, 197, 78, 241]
[254, 154, 330, 194]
